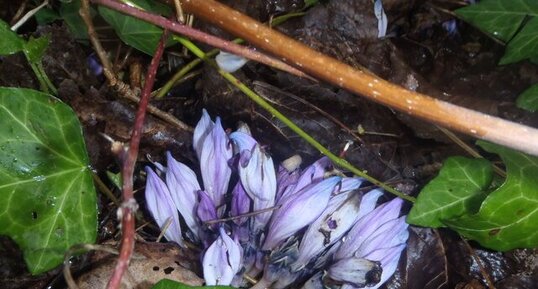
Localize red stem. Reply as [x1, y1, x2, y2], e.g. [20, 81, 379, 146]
[106, 30, 170, 289]
[90, 0, 312, 80]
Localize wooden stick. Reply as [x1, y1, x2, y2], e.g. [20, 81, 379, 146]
[180, 0, 538, 156]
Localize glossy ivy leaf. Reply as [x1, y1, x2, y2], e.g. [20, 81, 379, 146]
[444, 142, 538, 251]
[151, 279, 234, 289]
[516, 83, 538, 112]
[407, 157, 493, 228]
[0, 19, 24, 55]
[0, 87, 97, 274]
[500, 16, 538, 64]
[60, 0, 91, 40]
[98, 0, 172, 55]
[23, 36, 49, 64]
[456, 0, 538, 64]
[456, 0, 538, 42]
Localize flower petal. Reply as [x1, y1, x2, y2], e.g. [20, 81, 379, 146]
[325, 257, 381, 288]
[216, 51, 248, 73]
[144, 167, 183, 246]
[202, 227, 242, 285]
[263, 176, 341, 250]
[193, 109, 214, 160]
[355, 216, 408, 257]
[230, 132, 277, 232]
[280, 157, 332, 202]
[165, 152, 201, 239]
[230, 182, 251, 225]
[335, 197, 403, 260]
[197, 190, 218, 224]
[293, 191, 362, 270]
[363, 244, 407, 289]
[200, 117, 232, 208]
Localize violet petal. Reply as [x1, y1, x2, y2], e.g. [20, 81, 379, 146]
[193, 109, 214, 160]
[262, 176, 341, 250]
[293, 191, 362, 270]
[197, 190, 218, 224]
[335, 198, 403, 260]
[202, 227, 243, 285]
[325, 257, 381, 288]
[165, 152, 201, 238]
[200, 117, 232, 208]
[144, 167, 183, 246]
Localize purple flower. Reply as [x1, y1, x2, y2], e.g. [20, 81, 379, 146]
[144, 167, 184, 246]
[326, 257, 381, 288]
[263, 176, 342, 250]
[230, 132, 277, 232]
[277, 157, 332, 202]
[203, 227, 242, 285]
[292, 186, 364, 270]
[199, 117, 232, 208]
[165, 151, 201, 239]
[197, 190, 218, 225]
[230, 182, 251, 226]
[334, 197, 409, 289]
[144, 110, 410, 289]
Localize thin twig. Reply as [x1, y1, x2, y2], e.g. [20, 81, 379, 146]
[79, 0, 191, 132]
[180, 0, 538, 157]
[89, 0, 314, 81]
[105, 29, 170, 289]
[92, 172, 121, 206]
[436, 125, 507, 178]
[204, 205, 281, 225]
[11, 0, 48, 31]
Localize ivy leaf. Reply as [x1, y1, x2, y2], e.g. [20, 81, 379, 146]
[455, 0, 538, 43]
[444, 142, 538, 251]
[59, 0, 92, 40]
[98, 0, 172, 55]
[407, 157, 493, 228]
[0, 87, 97, 274]
[23, 36, 49, 64]
[152, 279, 234, 289]
[500, 16, 538, 64]
[0, 19, 24, 55]
[516, 83, 538, 112]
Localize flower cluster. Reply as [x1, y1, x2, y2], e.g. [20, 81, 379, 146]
[145, 110, 409, 289]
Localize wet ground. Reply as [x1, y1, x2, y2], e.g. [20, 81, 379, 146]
[0, 0, 537, 288]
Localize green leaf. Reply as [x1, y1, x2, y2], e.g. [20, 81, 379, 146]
[455, 0, 538, 64]
[98, 0, 172, 55]
[152, 279, 234, 289]
[407, 157, 493, 228]
[0, 87, 97, 274]
[0, 19, 24, 55]
[59, 0, 92, 40]
[455, 0, 538, 42]
[444, 142, 538, 251]
[516, 83, 538, 112]
[35, 7, 61, 25]
[23, 36, 49, 64]
[500, 17, 538, 64]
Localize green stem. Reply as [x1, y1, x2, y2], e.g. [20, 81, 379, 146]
[36, 61, 57, 95]
[155, 12, 305, 98]
[175, 36, 415, 202]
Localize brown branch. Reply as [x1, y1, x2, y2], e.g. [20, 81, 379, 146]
[90, 0, 314, 81]
[179, 0, 538, 156]
[105, 29, 170, 289]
